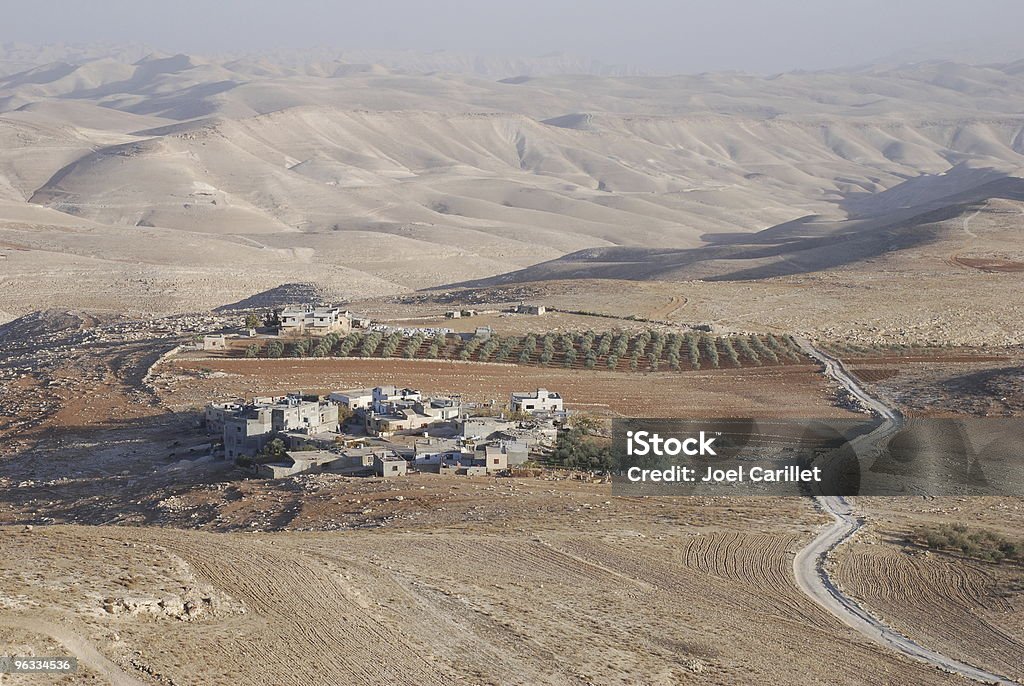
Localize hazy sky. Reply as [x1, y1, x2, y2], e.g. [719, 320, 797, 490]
[5, 0, 1024, 73]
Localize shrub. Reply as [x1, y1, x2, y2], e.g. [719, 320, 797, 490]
[911, 523, 1022, 563]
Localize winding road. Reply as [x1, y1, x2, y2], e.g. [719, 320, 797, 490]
[793, 339, 1020, 685]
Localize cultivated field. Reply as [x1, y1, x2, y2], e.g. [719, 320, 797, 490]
[831, 496, 1024, 683]
[225, 328, 806, 374]
[156, 356, 849, 420]
[0, 492, 984, 686]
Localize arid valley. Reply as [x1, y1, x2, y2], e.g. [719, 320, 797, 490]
[1, 37, 1024, 686]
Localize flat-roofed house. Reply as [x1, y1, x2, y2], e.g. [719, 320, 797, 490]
[202, 334, 229, 351]
[279, 305, 351, 337]
[224, 407, 275, 461]
[220, 394, 338, 461]
[372, 386, 422, 414]
[415, 396, 462, 422]
[205, 400, 243, 433]
[257, 450, 342, 479]
[483, 444, 509, 473]
[328, 388, 375, 412]
[510, 389, 563, 415]
[374, 453, 408, 477]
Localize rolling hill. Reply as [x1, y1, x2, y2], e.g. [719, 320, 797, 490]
[1, 48, 1023, 319]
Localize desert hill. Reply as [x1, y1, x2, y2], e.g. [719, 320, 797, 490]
[450, 170, 1024, 285]
[1, 48, 1023, 324]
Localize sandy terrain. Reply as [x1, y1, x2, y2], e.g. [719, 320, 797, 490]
[0, 497, 980, 686]
[2, 44, 1024, 686]
[1, 48, 1023, 330]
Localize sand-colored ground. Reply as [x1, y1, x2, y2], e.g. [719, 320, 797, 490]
[0, 491, 984, 686]
[1, 50, 1024, 331]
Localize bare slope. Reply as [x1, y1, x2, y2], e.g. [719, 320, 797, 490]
[3, 50, 1024, 317]
[453, 170, 1024, 285]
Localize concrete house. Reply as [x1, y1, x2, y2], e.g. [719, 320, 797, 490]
[510, 389, 563, 415]
[270, 397, 339, 435]
[224, 407, 275, 460]
[483, 444, 509, 473]
[483, 440, 529, 467]
[414, 437, 467, 467]
[202, 334, 229, 351]
[279, 305, 351, 337]
[257, 450, 342, 479]
[415, 396, 462, 422]
[374, 453, 408, 477]
[205, 400, 243, 433]
[219, 394, 339, 460]
[372, 386, 422, 414]
[459, 416, 515, 441]
[328, 389, 375, 415]
[515, 304, 546, 315]
[364, 408, 433, 437]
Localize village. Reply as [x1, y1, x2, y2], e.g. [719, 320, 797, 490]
[194, 303, 580, 480]
[204, 386, 567, 480]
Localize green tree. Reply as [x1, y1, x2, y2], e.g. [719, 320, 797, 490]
[552, 429, 613, 472]
[256, 438, 288, 464]
[265, 341, 284, 358]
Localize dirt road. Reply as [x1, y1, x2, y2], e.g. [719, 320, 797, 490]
[793, 339, 1021, 685]
[0, 616, 148, 686]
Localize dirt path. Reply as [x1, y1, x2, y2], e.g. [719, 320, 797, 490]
[0, 616, 148, 686]
[793, 339, 1021, 685]
[961, 203, 985, 238]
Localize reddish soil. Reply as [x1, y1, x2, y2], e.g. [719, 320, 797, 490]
[951, 256, 1024, 273]
[158, 357, 852, 419]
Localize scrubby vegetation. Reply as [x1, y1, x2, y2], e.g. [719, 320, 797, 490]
[549, 428, 614, 472]
[910, 523, 1022, 563]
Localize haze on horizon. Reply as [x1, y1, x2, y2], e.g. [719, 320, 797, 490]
[4, 0, 1024, 74]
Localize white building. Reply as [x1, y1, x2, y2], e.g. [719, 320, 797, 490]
[510, 389, 563, 415]
[328, 388, 375, 412]
[372, 386, 422, 414]
[413, 437, 467, 467]
[279, 305, 351, 337]
[202, 334, 229, 351]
